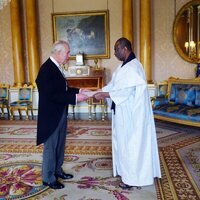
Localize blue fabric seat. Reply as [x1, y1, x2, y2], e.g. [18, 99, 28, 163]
[153, 104, 200, 122]
[10, 101, 32, 106]
[152, 77, 200, 127]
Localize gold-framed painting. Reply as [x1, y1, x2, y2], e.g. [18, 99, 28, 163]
[52, 10, 110, 60]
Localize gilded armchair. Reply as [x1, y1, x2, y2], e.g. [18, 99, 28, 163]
[0, 83, 10, 118]
[10, 84, 33, 120]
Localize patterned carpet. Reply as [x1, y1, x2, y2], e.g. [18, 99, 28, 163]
[155, 121, 200, 200]
[0, 119, 199, 200]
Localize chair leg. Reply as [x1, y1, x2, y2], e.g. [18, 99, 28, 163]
[101, 104, 105, 121]
[30, 109, 34, 120]
[18, 109, 23, 120]
[25, 109, 29, 120]
[88, 104, 92, 120]
[1, 107, 5, 117]
[10, 108, 14, 120]
[6, 106, 10, 119]
[93, 105, 96, 115]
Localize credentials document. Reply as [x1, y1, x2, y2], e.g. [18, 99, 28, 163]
[82, 91, 100, 97]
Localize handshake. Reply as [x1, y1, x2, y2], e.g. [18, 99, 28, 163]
[76, 89, 109, 103]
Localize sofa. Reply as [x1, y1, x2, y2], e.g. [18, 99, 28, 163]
[152, 77, 200, 127]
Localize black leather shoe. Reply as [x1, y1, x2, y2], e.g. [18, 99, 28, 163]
[119, 182, 133, 190]
[55, 172, 74, 180]
[43, 180, 64, 189]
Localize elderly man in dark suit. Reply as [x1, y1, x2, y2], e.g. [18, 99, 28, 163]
[36, 40, 89, 189]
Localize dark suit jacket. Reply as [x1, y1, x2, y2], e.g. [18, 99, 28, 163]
[36, 58, 79, 145]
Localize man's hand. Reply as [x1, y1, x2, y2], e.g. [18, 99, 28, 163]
[77, 93, 89, 102]
[94, 92, 109, 100]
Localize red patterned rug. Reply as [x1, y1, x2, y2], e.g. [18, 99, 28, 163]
[0, 119, 199, 199]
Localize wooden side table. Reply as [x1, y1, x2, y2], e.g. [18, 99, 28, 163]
[66, 68, 106, 120]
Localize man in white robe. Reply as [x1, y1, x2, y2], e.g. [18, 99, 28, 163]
[94, 37, 161, 189]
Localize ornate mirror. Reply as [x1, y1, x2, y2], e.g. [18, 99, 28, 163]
[173, 0, 200, 63]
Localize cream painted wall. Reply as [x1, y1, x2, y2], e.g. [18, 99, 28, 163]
[0, 0, 197, 86]
[0, 4, 13, 85]
[152, 0, 196, 82]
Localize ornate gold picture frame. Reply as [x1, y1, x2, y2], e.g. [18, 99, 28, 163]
[52, 10, 110, 59]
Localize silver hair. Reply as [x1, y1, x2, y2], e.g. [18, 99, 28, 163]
[51, 40, 69, 54]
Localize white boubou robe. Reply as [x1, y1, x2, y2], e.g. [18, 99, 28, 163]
[102, 58, 161, 186]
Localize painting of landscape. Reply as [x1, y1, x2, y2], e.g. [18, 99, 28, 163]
[52, 10, 110, 59]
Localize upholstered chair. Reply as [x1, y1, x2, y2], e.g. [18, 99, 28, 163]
[10, 84, 33, 120]
[150, 81, 169, 108]
[0, 83, 10, 118]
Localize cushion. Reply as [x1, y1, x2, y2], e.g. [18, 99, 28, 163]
[175, 87, 195, 106]
[153, 104, 200, 122]
[0, 87, 8, 99]
[195, 88, 200, 106]
[10, 101, 32, 107]
[19, 88, 32, 101]
[158, 84, 168, 97]
[153, 97, 169, 107]
[169, 84, 176, 102]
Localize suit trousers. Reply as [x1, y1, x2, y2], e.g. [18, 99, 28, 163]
[42, 109, 67, 183]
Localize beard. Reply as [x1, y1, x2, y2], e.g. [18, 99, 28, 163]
[115, 54, 125, 61]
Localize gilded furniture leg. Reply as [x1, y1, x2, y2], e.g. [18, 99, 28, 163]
[93, 105, 96, 115]
[0, 107, 4, 117]
[10, 108, 14, 120]
[6, 105, 10, 119]
[25, 109, 29, 120]
[18, 109, 22, 120]
[87, 98, 92, 120]
[88, 104, 92, 120]
[30, 108, 34, 120]
[101, 104, 105, 121]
